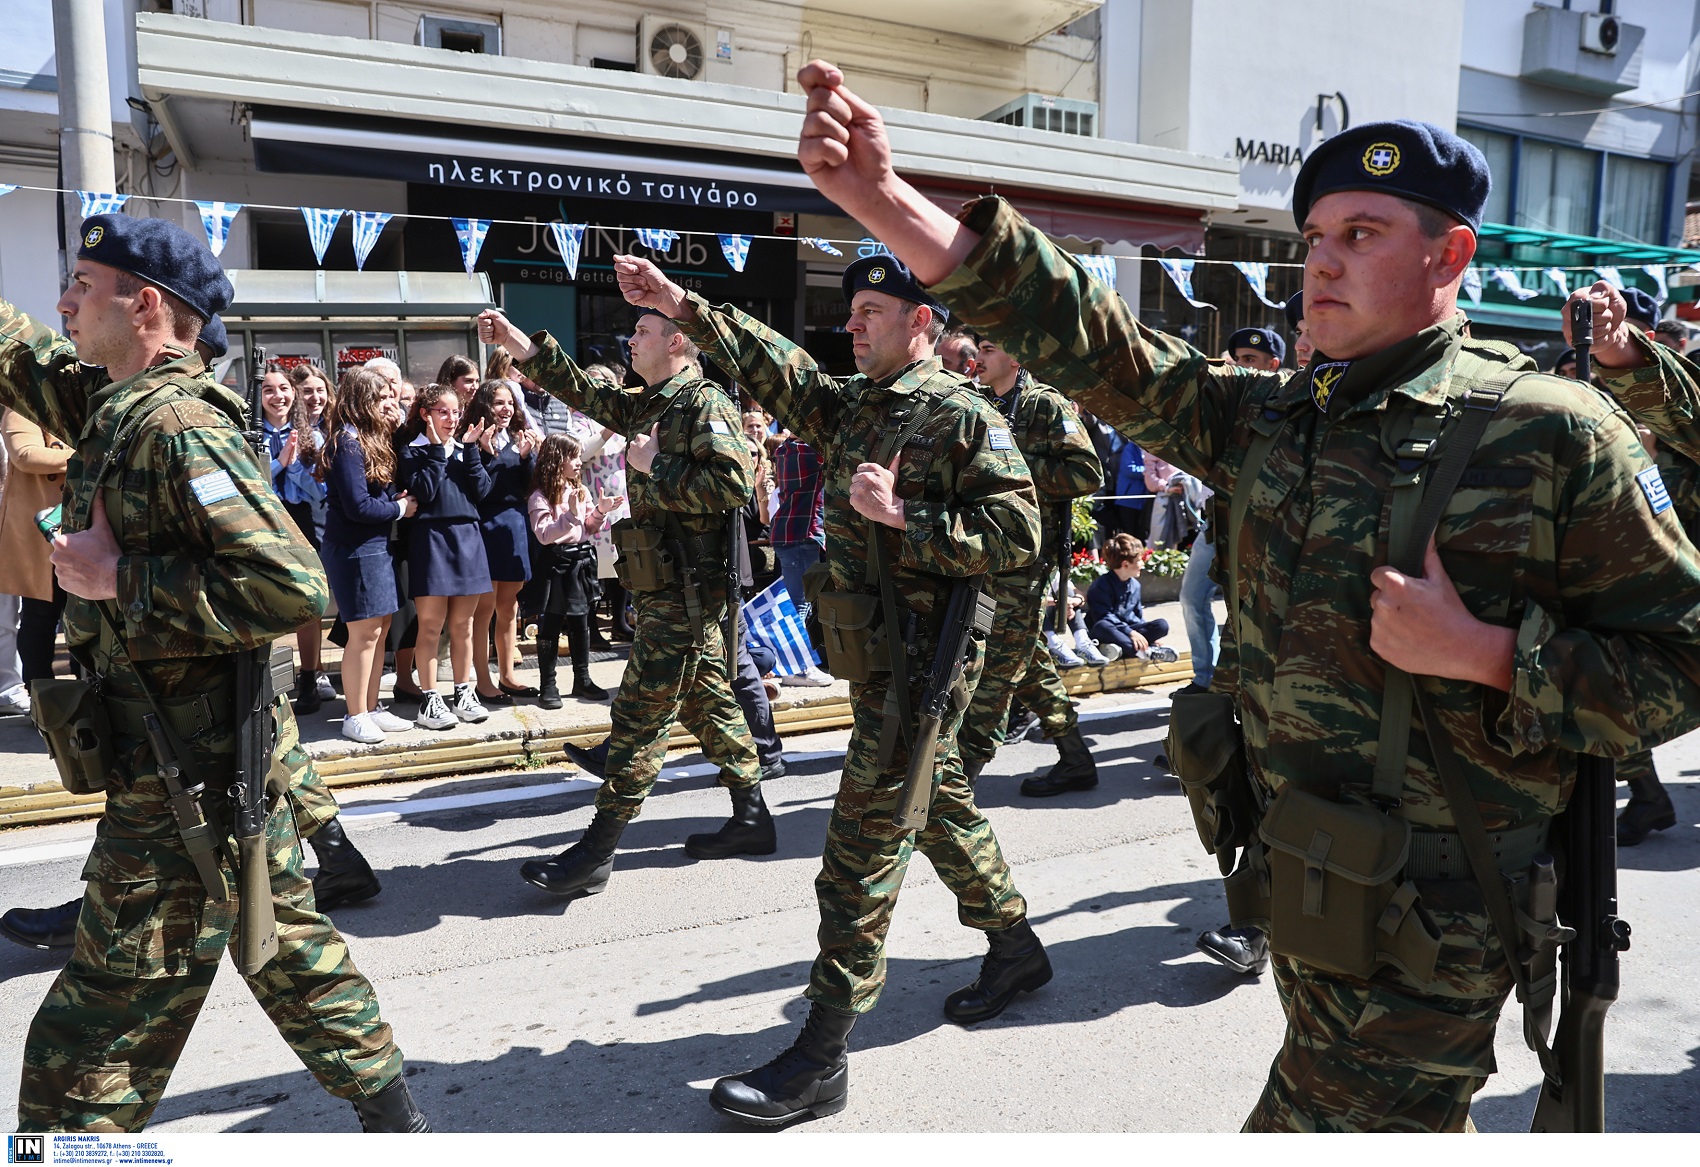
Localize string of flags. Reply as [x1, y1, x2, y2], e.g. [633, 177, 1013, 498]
[0, 184, 1688, 319]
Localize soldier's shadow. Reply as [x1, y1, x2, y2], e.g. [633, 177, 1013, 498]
[138, 881, 1260, 1134]
[1465, 1045, 1700, 1133]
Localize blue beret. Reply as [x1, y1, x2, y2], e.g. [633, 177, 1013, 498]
[1621, 286, 1660, 330]
[841, 255, 947, 320]
[1292, 121, 1491, 234]
[1283, 291, 1304, 329]
[1552, 347, 1577, 374]
[77, 214, 234, 321]
[197, 314, 228, 360]
[1227, 327, 1286, 362]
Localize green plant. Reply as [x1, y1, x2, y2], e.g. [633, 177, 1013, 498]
[1142, 547, 1189, 578]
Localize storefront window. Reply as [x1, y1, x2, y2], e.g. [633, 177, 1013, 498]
[1459, 126, 1514, 226]
[253, 332, 326, 375]
[1517, 140, 1597, 236]
[331, 331, 401, 382]
[404, 331, 473, 389]
[1602, 154, 1668, 245]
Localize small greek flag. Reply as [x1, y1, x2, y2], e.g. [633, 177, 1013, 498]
[1232, 260, 1286, 309]
[718, 233, 751, 272]
[350, 210, 393, 271]
[743, 579, 820, 675]
[801, 237, 844, 257]
[634, 228, 679, 251]
[1491, 268, 1539, 301]
[194, 201, 242, 258]
[1544, 267, 1570, 299]
[78, 191, 129, 219]
[452, 217, 491, 274]
[1077, 254, 1118, 291]
[549, 221, 587, 279]
[1461, 266, 1483, 306]
[0, 184, 18, 200]
[1594, 266, 1625, 290]
[1643, 263, 1669, 303]
[1158, 258, 1214, 309]
[301, 207, 345, 266]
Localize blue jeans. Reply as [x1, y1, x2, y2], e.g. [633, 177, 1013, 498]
[1180, 527, 1220, 688]
[775, 541, 823, 616]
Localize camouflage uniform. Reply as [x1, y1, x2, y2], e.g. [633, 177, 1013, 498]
[518, 338, 758, 817]
[678, 294, 1041, 1012]
[957, 371, 1102, 770]
[932, 198, 1700, 1130]
[0, 302, 404, 1131]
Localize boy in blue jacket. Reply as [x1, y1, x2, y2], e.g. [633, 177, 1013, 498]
[1085, 533, 1174, 659]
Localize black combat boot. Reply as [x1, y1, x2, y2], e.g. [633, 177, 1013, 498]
[563, 738, 609, 779]
[1019, 728, 1098, 798]
[352, 1074, 432, 1132]
[537, 640, 562, 710]
[710, 1002, 857, 1127]
[961, 756, 987, 785]
[0, 898, 82, 950]
[685, 784, 777, 860]
[308, 818, 382, 912]
[520, 810, 626, 897]
[1617, 774, 1677, 847]
[942, 917, 1053, 1024]
[759, 757, 786, 782]
[295, 666, 322, 715]
[1196, 926, 1269, 975]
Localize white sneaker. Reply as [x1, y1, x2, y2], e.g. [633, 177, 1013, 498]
[1072, 631, 1111, 666]
[370, 707, 414, 732]
[782, 666, 834, 686]
[452, 683, 489, 723]
[0, 683, 30, 717]
[380, 671, 398, 691]
[1098, 641, 1123, 662]
[341, 711, 385, 744]
[1146, 645, 1179, 663]
[1046, 631, 1084, 669]
[415, 690, 457, 731]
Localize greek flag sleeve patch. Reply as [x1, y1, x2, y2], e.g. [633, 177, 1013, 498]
[188, 470, 240, 507]
[988, 428, 1014, 451]
[1637, 466, 1673, 515]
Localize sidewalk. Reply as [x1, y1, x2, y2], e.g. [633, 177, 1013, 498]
[0, 600, 1203, 827]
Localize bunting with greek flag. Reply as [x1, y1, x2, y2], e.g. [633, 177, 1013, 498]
[801, 237, 843, 257]
[1594, 266, 1625, 290]
[1232, 260, 1286, 308]
[193, 201, 242, 258]
[350, 210, 393, 271]
[1157, 258, 1214, 309]
[1544, 267, 1570, 299]
[634, 228, 678, 251]
[1643, 263, 1669, 303]
[1076, 254, 1118, 291]
[742, 579, 820, 675]
[548, 221, 587, 279]
[718, 233, 751, 272]
[301, 208, 344, 266]
[1491, 268, 1539, 301]
[452, 217, 490, 274]
[1461, 266, 1483, 306]
[78, 192, 129, 219]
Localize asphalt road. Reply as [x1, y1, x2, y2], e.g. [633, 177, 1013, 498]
[1, 692, 1696, 1133]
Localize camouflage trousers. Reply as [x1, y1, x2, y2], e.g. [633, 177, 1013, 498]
[1618, 749, 1669, 805]
[957, 574, 1076, 769]
[808, 634, 1028, 1014]
[17, 698, 402, 1132]
[1243, 880, 1510, 1132]
[598, 578, 759, 820]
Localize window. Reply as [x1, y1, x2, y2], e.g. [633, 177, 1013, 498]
[1459, 126, 1513, 226]
[1517, 139, 1598, 236]
[1602, 154, 1667, 244]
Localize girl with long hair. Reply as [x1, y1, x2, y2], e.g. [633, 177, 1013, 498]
[399, 382, 495, 730]
[280, 363, 336, 713]
[323, 368, 419, 742]
[528, 435, 622, 707]
[436, 354, 479, 397]
[461, 379, 538, 704]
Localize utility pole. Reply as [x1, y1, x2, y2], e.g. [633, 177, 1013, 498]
[52, 0, 117, 282]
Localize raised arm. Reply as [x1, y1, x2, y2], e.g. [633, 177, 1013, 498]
[480, 310, 646, 435]
[0, 299, 97, 446]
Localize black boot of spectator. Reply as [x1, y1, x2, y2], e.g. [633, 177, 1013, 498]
[294, 667, 322, 715]
[537, 641, 563, 710]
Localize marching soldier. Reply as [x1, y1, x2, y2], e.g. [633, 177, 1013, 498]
[0, 215, 425, 1132]
[956, 335, 1104, 796]
[612, 249, 1043, 1126]
[793, 65, 1700, 1131]
[477, 306, 767, 894]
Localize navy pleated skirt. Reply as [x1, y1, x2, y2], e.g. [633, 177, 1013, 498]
[408, 519, 492, 598]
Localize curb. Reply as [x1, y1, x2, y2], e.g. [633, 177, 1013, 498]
[0, 654, 1190, 828]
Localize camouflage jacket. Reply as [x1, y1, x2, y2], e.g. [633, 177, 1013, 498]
[932, 197, 1700, 831]
[0, 300, 327, 701]
[1594, 334, 1700, 540]
[976, 369, 1103, 559]
[678, 294, 1039, 619]
[520, 334, 752, 542]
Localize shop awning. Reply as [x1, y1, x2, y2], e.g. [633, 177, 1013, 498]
[225, 269, 494, 319]
[913, 181, 1206, 253]
[1478, 222, 1700, 265]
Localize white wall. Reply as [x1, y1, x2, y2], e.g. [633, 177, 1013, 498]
[1461, 0, 1699, 105]
[0, 180, 67, 322]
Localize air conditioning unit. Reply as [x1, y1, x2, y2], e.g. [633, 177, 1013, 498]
[1581, 12, 1621, 55]
[419, 15, 503, 57]
[980, 94, 1098, 137]
[638, 16, 707, 82]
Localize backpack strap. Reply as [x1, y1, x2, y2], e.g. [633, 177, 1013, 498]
[1225, 392, 1295, 662]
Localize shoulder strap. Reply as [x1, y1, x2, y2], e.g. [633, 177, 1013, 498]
[1226, 392, 1293, 659]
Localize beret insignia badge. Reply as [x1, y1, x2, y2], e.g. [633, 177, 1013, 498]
[83, 226, 104, 248]
[1362, 142, 1401, 176]
[869, 267, 887, 283]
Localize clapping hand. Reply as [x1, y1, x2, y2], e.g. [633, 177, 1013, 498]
[278, 431, 299, 467]
[595, 493, 625, 515]
[424, 413, 449, 446]
[462, 420, 494, 453]
[514, 429, 538, 458]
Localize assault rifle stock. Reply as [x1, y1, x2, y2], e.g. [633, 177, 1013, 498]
[893, 580, 996, 831]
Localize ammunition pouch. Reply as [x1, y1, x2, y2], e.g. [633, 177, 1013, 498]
[1259, 785, 1443, 985]
[814, 591, 885, 683]
[1166, 691, 1260, 876]
[30, 677, 117, 795]
[611, 520, 678, 593]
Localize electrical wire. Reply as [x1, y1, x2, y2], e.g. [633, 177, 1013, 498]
[1459, 88, 1700, 118]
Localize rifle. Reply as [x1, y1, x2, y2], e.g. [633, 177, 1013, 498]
[1530, 753, 1631, 1132]
[1572, 297, 1593, 383]
[893, 580, 997, 831]
[1052, 502, 1071, 636]
[231, 342, 281, 976]
[725, 508, 745, 666]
